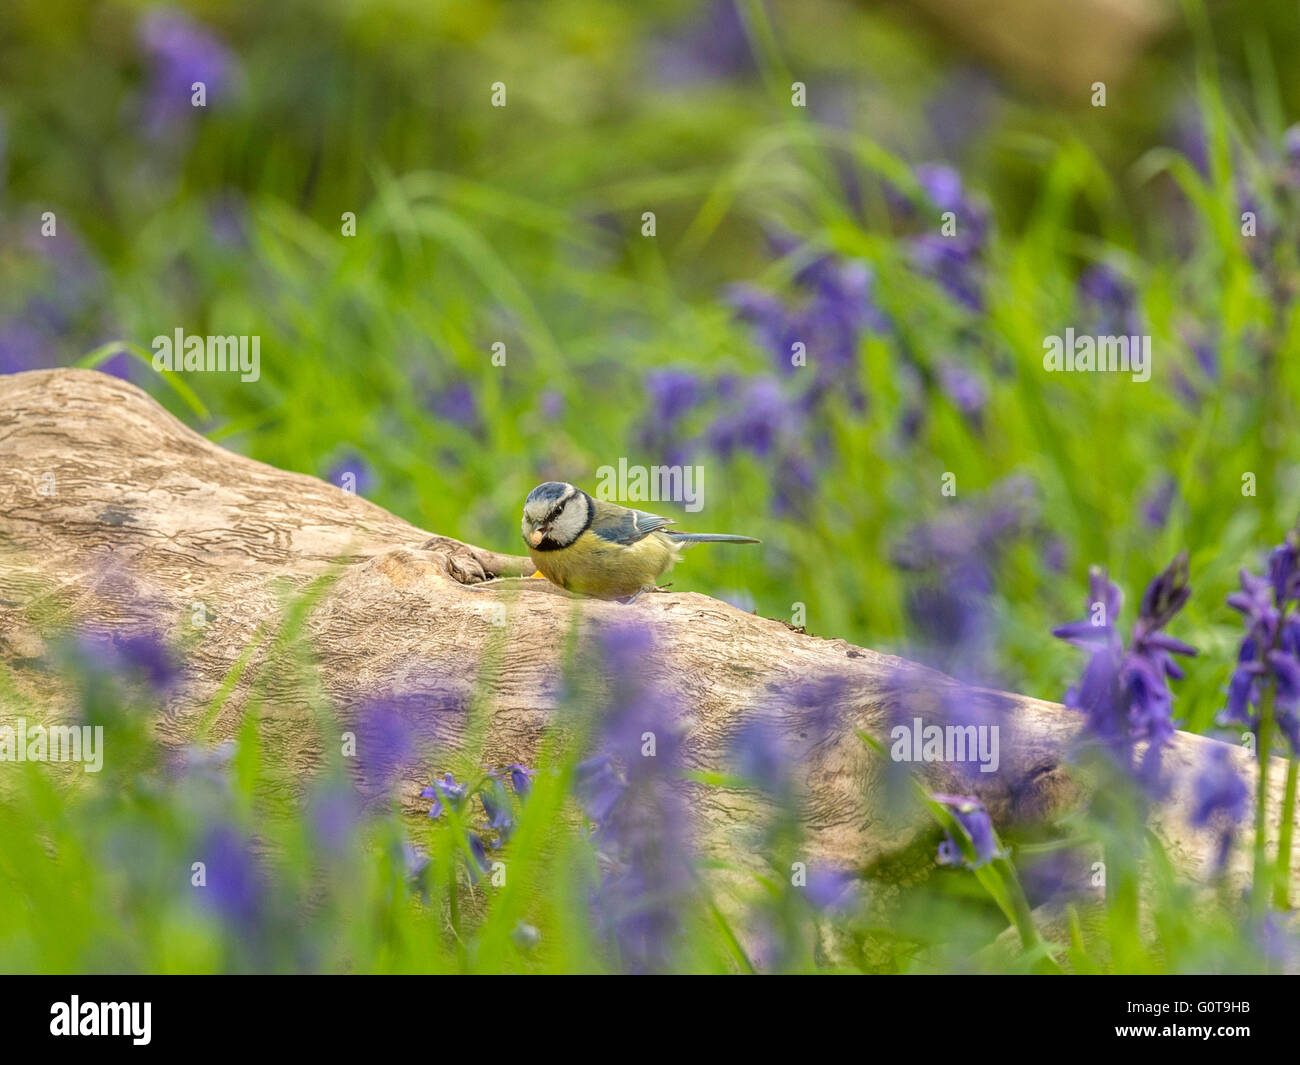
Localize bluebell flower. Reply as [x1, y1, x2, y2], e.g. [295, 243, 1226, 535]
[579, 621, 692, 973]
[575, 754, 626, 825]
[904, 164, 989, 310]
[1077, 264, 1140, 337]
[803, 867, 858, 911]
[421, 772, 468, 819]
[198, 824, 264, 933]
[427, 379, 483, 435]
[1141, 476, 1177, 529]
[479, 779, 516, 842]
[1189, 744, 1249, 871]
[729, 715, 793, 798]
[137, 9, 236, 133]
[0, 318, 52, 375]
[651, 0, 757, 86]
[1221, 534, 1300, 755]
[74, 628, 181, 694]
[639, 367, 704, 465]
[505, 763, 534, 798]
[325, 451, 374, 495]
[1282, 124, 1300, 192]
[893, 476, 1040, 683]
[646, 367, 703, 423]
[707, 376, 794, 459]
[1053, 553, 1196, 791]
[915, 163, 967, 214]
[175, 739, 236, 787]
[466, 832, 491, 879]
[538, 390, 564, 420]
[308, 782, 362, 857]
[910, 235, 983, 310]
[933, 794, 1004, 869]
[935, 358, 988, 418]
[401, 839, 432, 902]
[354, 700, 414, 795]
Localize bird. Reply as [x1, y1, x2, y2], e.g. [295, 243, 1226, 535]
[520, 481, 760, 600]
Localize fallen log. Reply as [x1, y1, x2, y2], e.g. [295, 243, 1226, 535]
[0, 368, 1291, 922]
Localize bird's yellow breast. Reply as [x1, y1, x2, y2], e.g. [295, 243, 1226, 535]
[529, 530, 681, 599]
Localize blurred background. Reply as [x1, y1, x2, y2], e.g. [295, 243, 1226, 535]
[2, 0, 1299, 736]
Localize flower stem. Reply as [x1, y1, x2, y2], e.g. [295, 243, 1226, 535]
[1251, 682, 1277, 918]
[1272, 755, 1297, 910]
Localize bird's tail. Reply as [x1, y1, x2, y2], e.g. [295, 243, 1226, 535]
[666, 532, 761, 545]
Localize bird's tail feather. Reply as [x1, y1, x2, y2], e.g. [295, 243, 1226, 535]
[666, 532, 761, 545]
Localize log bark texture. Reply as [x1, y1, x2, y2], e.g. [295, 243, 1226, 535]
[0, 369, 1292, 915]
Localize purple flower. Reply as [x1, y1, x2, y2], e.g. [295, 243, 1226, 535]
[575, 754, 626, 825]
[904, 164, 988, 310]
[538, 390, 564, 420]
[893, 477, 1040, 682]
[915, 163, 967, 214]
[1220, 533, 1300, 755]
[198, 824, 263, 931]
[803, 866, 858, 911]
[639, 368, 704, 465]
[725, 284, 789, 357]
[1077, 264, 1140, 336]
[0, 318, 53, 375]
[401, 840, 432, 901]
[1141, 476, 1177, 530]
[646, 368, 703, 423]
[1285, 125, 1300, 184]
[1171, 106, 1210, 176]
[935, 359, 988, 417]
[505, 764, 534, 798]
[1189, 744, 1249, 871]
[421, 772, 467, 819]
[651, 0, 757, 86]
[427, 379, 483, 435]
[1053, 553, 1196, 790]
[309, 783, 362, 856]
[728, 238, 885, 390]
[729, 715, 792, 798]
[137, 9, 236, 132]
[74, 628, 181, 693]
[466, 832, 491, 878]
[325, 451, 374, 495]
[910, 234, 983, 310]
[580, 621, 692, 973]
[707, 376, 795, 459]
[176, 739, 236, 786]
[933, 794, 1003, 869]
[354, 700, 415, 794]
[480, 781, 515, 838]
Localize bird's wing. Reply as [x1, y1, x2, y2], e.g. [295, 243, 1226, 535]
[589, 499, 677, 545]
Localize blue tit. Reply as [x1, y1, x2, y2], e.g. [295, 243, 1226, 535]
[520, 481, 760, 600]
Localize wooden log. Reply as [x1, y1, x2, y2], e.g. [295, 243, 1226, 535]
[0, 368, 1289, 915]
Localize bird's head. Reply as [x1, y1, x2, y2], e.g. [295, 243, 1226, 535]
[521, 481, 593, 551]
